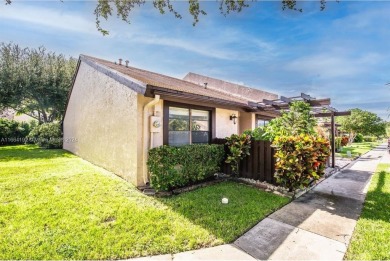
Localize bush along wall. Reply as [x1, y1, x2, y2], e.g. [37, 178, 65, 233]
[273, 134, 330, 194]
[27, 122, 62, 149]
[147, 144, 225, 192]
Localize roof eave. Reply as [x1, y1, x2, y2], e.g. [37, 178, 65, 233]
[146, 85, 254, 111]
[80, 55, 147, 95]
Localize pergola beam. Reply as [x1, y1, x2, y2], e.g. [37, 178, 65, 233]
[252, 93, 351, 170]
[308, 98, 331, 107]
[301, 93, 316, 101]
[324, 105, 337, 112]
[263, 99, 282, 106]
[280, 96, 292, 103]
[314, 111, 351, 117]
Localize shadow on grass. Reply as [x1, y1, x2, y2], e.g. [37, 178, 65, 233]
[361, 170, 390, 223]
[155, 181, 290, 243]
[0, 145, 73, 161]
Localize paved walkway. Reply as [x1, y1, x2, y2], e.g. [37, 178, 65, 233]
[131, 144, 387, 261]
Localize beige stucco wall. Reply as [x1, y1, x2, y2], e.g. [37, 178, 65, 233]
[64, 62, 260, 186]
[239, 112, 256, 134]
[215, 108, 239, 138]
[63, 62, 140, 185]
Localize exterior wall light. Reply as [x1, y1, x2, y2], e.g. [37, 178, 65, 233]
[230, 114, 237, 124]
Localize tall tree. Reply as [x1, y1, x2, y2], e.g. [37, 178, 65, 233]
[337, 108, 386, 143]
[0, 43, 77, 123]
[6, 0, 328, 35]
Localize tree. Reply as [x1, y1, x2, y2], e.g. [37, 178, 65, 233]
[0, 43, 77, 123]
[386, 122, 390, 137]
[6, 0, 328, 35]
[264, 101, 317, 141]
[337, 108, 386, 143]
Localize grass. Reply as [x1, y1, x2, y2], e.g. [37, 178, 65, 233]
[336, 141, 382, 158]
[0, 145, 289, 260]
[345, 163, 390, 260]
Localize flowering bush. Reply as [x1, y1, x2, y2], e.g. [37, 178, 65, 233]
[273, 134, 330, 193]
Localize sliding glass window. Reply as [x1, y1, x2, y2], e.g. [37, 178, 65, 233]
[168, 106, 210, 146]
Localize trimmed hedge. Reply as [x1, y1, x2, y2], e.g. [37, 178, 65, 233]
[0, 118, 32, 145]
[273, 134, 330, 193]
[148, 144, 225, 191]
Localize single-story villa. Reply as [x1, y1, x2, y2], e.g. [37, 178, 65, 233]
[63, 55, 284, 187]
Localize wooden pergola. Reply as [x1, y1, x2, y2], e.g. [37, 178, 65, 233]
[249, 93, 351, 168]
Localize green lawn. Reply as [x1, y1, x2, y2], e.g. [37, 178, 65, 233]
[336, 141, 382, 158]
[345, 163, 390, 260]
[0, 145, 289, 260]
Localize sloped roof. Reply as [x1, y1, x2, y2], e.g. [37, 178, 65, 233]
[81, 55, 251, 107]
[183, 72, 278, 103]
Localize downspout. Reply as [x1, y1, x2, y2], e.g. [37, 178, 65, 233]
[143, 95, 160, 184]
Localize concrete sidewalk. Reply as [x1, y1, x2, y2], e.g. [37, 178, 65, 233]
[131, 144, 387, 261]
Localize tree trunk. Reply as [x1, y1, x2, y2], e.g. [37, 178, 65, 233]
[349, 132, 356, 144]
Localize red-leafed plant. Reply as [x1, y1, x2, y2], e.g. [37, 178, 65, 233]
[341, 136, 349, 146]
[273, 134, 330, 195]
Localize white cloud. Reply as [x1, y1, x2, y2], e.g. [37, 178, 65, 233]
[131, 34, 236, 60]
[284, 53, 384, 79]
[332, 6, 390, 31]
[0, 3, 97, 34]
[128, 30, 278, 61]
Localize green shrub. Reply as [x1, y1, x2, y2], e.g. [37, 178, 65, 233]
[0, 118, 32, 145]
[354, 133, 363, 143]
[243, 127, 267, 141]
[148, 144, 225, 191]
[27, 122, 62, 148]
[225, 133, 251, 176]
[363, 136, 377, 142]
[335, 137, 342, 151]
[273, 134, 330, 193]
[264, 101, 317, 141]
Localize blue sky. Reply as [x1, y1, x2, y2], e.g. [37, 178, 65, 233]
[1, 1, 389, 119]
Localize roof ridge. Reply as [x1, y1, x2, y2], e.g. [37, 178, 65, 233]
[82, 54, 195, 86]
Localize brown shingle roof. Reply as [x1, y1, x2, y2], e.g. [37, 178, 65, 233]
[82, 55, 250, 107]
[183, 72, 278, 102]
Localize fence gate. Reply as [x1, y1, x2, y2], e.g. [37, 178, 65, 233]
[213, 139, 277, 185]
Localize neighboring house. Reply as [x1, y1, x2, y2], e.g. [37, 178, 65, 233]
[183, 72, 278, 128]
[0, 108, 15, 120]
[63, 55, 279, 187]
[0, 108, 35, 123]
